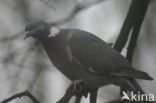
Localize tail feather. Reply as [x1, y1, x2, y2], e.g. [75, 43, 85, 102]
[129, 69, 153, 80]
[111, 68, 153, 80]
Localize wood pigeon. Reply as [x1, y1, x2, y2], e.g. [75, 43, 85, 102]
[24, 21, 153, 101]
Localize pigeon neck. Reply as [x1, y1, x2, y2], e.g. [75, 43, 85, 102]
[38, 24, 52, 41]
[40, 25, 60, 45]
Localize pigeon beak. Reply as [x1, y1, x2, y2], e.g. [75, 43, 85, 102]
[24, 31, 30, 40]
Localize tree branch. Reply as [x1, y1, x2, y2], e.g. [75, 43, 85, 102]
[113, 0, 149, 52]
[126, 0, 149, 63]
[51, 0, 106, 26]
[57, 85, 75, 103]
[90, 88, 98, 103]
[1, 90, 40, 103]
[0, 0, 107, 43]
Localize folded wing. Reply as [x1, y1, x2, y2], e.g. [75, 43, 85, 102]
[68, 29, 153, 80]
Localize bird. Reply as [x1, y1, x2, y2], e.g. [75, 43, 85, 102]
[24, 21, 153, 102]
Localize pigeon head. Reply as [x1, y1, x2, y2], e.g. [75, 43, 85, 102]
[24, 21, 50, 40]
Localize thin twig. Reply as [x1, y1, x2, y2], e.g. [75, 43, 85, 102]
[51, 0, 106, 26]
[1, 90, 40, 103]
[0, 0, 106, 44]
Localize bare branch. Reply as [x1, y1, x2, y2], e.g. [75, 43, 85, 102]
[126, 0, 149, 63]
[113, 0, 149, 52]
[1, 90, 40, 103]
[51, 0, 106, 26]
[90, 88, 98, 103]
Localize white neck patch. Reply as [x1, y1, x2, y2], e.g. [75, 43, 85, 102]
[48, 27, 60, 37]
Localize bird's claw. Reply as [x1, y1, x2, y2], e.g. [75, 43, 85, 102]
[73, 80, 83, 93]
[66, 80, 83, 94]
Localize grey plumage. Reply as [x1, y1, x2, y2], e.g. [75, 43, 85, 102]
[67, 29, 152, 80]
[24, 21, 153, 96]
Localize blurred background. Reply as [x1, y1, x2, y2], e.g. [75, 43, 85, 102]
[0, 0, 155, 103]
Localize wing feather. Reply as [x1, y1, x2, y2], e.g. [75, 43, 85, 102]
[68, 29, 130, 74]
[67, 29, 153, 80]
